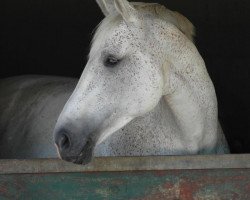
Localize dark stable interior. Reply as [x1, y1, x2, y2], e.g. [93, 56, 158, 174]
[0, 0, 249, 153]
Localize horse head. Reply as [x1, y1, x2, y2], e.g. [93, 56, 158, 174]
[53, 0, 195, 164]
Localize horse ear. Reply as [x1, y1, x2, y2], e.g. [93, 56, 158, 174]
[96, 0, 116, 16]
[96, 0, 139, 23]
[114, 0, 138, 23]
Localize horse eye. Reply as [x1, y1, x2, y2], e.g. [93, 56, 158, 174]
[104, 55, 120, 67]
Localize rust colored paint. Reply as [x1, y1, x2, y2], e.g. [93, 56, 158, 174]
[179, 180, 200, 200]
[0, 169, 249, 199]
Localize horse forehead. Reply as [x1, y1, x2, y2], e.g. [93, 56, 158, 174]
[90, 22, 127, 57]
[90, 17, 175, 59]
[102, 21, 145, 47]
[90, 19, 148, 57]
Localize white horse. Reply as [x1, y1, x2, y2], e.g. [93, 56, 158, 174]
[0, 0, 229, 164]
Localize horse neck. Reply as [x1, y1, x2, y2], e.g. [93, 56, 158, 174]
[160, 36, 220, 153]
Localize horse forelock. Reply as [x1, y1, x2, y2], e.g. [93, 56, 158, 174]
[89, 14, 122, 58]
[89, 2, 195, 58]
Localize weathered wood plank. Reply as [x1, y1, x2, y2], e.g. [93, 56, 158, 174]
[0, 154, 250, 174]
[0, 155, 249, 199]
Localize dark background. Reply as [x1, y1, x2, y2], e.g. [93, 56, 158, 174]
[0, 0, 249, 153]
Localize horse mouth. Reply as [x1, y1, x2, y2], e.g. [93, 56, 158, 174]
[74, 139, 94, 165]
[60, 138, 94, 165]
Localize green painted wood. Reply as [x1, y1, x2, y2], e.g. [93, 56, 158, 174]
[0, 169, 250, 200]
[0, 156, 250, 199]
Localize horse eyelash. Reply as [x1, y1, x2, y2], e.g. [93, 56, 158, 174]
[104, 55, 120, 68]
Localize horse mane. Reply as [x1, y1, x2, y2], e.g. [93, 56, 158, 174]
[132, 2, 195, 42]
[90, 2, 195, 57]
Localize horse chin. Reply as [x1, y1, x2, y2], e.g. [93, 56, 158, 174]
[59, 156, 92, 165]
[58, 137, 95, 165]
[74, 137, 95, 165]
[73, 152, 93, 165]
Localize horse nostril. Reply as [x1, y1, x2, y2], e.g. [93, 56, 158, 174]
[58, 133, 71, 151]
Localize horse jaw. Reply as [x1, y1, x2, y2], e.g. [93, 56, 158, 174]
[95, 115, 133, 145]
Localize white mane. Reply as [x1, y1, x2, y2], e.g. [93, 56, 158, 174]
[132, 2, 195, 41]
[90, 2, 195, 57]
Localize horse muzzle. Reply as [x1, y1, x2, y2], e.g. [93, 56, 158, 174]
[54, 129, 94, 165]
